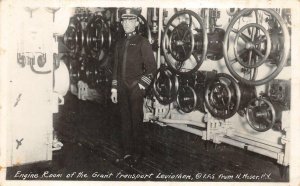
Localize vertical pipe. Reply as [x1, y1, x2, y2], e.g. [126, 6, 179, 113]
[205, 9, 210, 33]
[145, 8, 152, 44]
[115, 8, 120, 23]
[153, 8, 157, 22]
[205, 117, 211, 140]
[157, 7, 163, 68]
[283, 127, 290, 166]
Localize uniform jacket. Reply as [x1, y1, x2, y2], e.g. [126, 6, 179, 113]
[112, 33, 157, 90]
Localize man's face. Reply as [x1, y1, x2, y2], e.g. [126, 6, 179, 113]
[121, 17, 139, 33]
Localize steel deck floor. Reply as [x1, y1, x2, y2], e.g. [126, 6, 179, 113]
[6, 93, 289, 182]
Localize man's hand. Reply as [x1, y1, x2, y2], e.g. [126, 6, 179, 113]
[138, 83, 145, 90]
[111, 91, 118, 103]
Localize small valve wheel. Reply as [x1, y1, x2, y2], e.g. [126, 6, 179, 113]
[153, 66, 179, 105]
[176, 85, 197, 113]
[246, 97, 276, 132]
[204, 73, 241, 119]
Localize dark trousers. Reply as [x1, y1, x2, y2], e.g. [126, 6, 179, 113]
[118, 81, 145, 157]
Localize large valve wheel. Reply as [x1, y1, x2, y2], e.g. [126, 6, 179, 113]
[176, 85, 197, 113]
[223, 9, 290, 86]
[153, 66, 179, 105]
[246, 97, 276, 132]
[86, 15, 111, 65]
[63, 16, 83, 54]
[162, 10, 207, 74]
[204, 73, 241, 119]
[233, 23, 271, 68]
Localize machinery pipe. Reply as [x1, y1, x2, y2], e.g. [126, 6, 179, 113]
[159, 118, 206, 128]
[166, 124, 204, 137]
[233, 131, 284, 149]
[219, 137, 279, 160]
[230, 135, 283, 153]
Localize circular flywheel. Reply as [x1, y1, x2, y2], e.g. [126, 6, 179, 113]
[223, 8, 290, 86]
[246, 97, 276, 132]
[153, 66, 179, 105]
[204, 73, 241, 119]
[162, 10, 207, 74]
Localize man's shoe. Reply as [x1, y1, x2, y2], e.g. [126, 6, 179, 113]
[123, 154, 135, 165]
[115, 154, 131, 164]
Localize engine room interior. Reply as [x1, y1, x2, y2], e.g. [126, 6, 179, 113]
[0, 3, 297, 184]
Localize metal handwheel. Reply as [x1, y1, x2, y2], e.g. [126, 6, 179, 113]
[176, 85, 197, 113]
[233, 23, 271, 68]
[63, 16, 83, 54]
[204, 73, 241, 119]
[223, 8, 290, 86]
[246, 97, 276, 132]
[153, 66, 179, 105]
[86, 15, 111, 65]
[162, 10, 207, 74]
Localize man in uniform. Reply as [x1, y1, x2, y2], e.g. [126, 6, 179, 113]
[111, 8, 157, 164]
